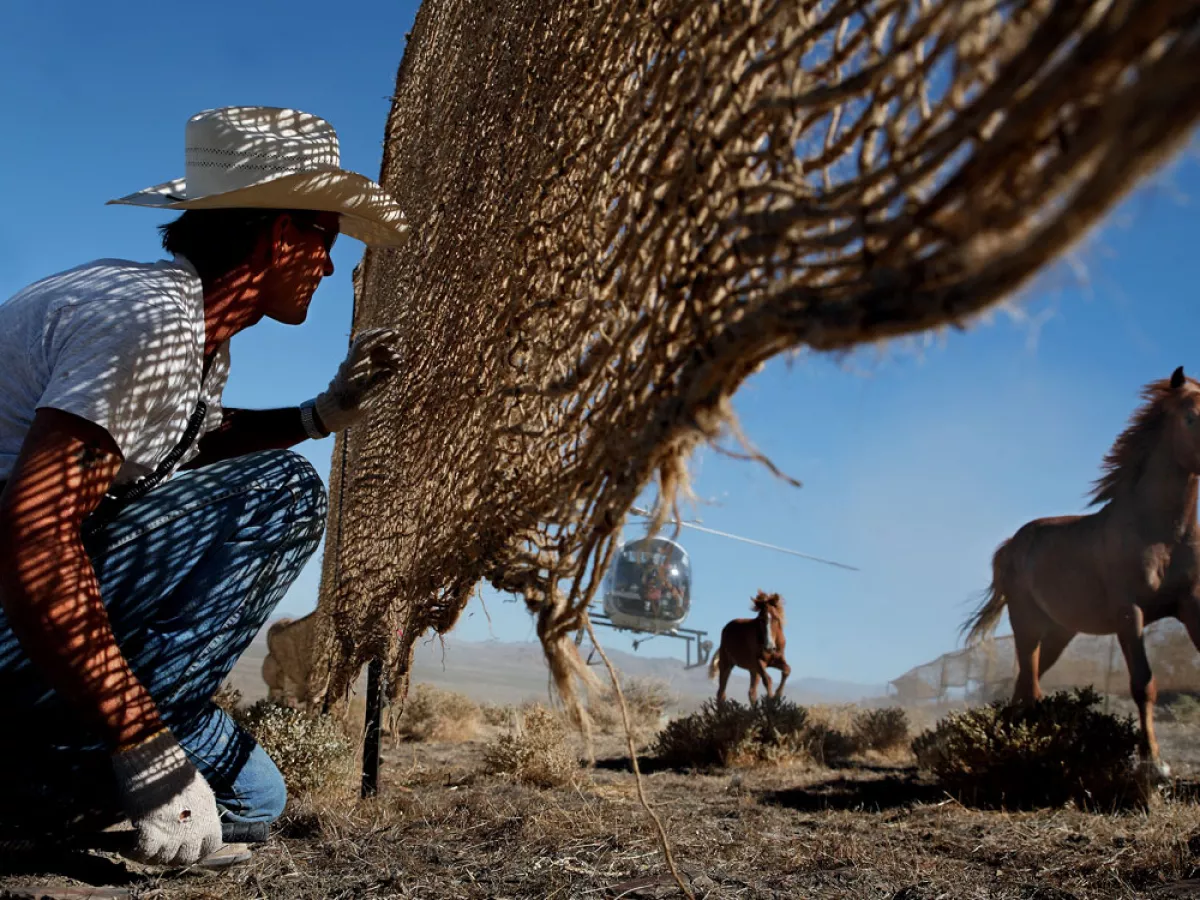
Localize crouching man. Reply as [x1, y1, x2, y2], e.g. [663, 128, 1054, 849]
[0, 106, 408, 867]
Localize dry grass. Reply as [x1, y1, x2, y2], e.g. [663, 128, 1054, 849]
[482, 703, 579, 787]
[391, 684, 482, 743]
[58, 738, 1200, 900]
[587, 676, 673, 741]
[806, 703, 860, 736]
[10, 728, 1200, 898]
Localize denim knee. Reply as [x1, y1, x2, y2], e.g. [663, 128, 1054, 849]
[220, 743, 288, 824]
[250, 449, 328, 532]
[180, 707, 289, 825]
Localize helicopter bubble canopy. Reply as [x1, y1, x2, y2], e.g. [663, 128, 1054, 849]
[602, 536, 691, 633]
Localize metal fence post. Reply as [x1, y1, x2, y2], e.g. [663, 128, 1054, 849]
[361, 657, 385, 798]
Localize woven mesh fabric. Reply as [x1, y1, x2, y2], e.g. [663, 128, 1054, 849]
[311, 0, 1200, 719]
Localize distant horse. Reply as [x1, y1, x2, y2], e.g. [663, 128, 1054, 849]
[963, 366, 1200, 779]
[708, 590, 790, 704]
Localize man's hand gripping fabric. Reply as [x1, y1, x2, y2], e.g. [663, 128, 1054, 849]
[307, 327, 401, 435]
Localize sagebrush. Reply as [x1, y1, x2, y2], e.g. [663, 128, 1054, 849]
[802, 721, 862, 768]
[235, 700, 357, 798]
[652, 698, 860, 769]
[588, 676, 673, 739]
[481, 702, 518, 728]
[483, 704, 578, 787]
[212, 681, 243, 715]
[391, 684, 481, 743]
[855, 708, 911, 754]
[912, 687, 1140, 809]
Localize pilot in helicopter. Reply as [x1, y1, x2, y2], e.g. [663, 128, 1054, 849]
[641, 557, 683, 618]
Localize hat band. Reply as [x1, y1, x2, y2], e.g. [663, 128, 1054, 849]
[185, 147, 343, 198]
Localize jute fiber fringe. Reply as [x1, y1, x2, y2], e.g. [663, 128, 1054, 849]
[311, 0, 1200, 724]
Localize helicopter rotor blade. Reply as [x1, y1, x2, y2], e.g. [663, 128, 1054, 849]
[628, 505, 859, 572]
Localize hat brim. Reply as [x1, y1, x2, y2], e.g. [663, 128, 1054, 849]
[107, 169, 411, 249]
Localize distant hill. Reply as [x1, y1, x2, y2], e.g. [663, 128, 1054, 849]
[229, 622, 888, 711]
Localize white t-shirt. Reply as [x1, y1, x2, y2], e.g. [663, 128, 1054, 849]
[0, 257, 229, 486]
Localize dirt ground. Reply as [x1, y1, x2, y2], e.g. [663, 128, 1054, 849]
[7, 722, 1200, 899]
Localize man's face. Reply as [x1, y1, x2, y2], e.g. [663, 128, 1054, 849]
[256, 212, 340, 325]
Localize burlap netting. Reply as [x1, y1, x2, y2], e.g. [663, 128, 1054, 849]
[310, 0, 1200, 720]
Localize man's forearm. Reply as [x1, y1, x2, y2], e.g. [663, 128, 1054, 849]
[0, 532, 162, 750]
[0, 408, 164, 751]
[184, 406, 324, 469]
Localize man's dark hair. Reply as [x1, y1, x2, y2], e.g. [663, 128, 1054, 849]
[158, 208, 321, 281]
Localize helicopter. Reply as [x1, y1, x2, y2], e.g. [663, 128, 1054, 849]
[581, 505, 858, 669]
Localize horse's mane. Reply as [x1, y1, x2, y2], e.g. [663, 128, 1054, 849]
[1088, 375, 1189, 507]
[751, 590, 785, 627]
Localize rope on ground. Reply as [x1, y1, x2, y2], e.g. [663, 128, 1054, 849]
[585, 616, 695, 900]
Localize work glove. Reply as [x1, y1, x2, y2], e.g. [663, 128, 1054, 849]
[307, 327, 401, 435]
[110, 729, 224, 867]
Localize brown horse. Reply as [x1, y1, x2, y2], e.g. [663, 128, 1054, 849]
[708, 590, 790, 704]
[963, 366, 1200, 778]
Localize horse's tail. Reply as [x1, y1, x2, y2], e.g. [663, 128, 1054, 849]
[707, 646, 722, 680]
[961, 539, 1012, 646]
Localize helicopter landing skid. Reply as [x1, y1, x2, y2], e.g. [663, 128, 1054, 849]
[577, 612, 714, 670]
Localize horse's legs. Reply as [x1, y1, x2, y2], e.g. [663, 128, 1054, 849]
[749, 661, 772, 705]
[1009, 614, 1044, 704]
[716, 658, 733, 705]
[761, 665, 774, 700]
[1008, 593, 1059, 704]
[771, 657, 791, 700]
[1115, 615, 1166, 775]
[1037, 627, 1075, 680]
[1175, 592, 1200, 652]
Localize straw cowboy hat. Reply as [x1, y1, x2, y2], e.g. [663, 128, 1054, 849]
[108, 106, 410, 248]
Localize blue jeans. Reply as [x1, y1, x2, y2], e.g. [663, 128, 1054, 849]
[0, 449, 326, 838]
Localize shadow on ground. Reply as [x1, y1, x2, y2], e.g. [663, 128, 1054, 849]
[761, 769, 946, 812]
[593, 754, 689, 775]
[0, 848, 143, 887]
[0, 829, 149, 898]
[594, 753, 904, 780]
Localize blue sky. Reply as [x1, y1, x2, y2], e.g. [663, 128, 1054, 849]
[3, 2, 1198, 688]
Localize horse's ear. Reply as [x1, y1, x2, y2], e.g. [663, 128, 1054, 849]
[1171, 366, 1186, 390]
